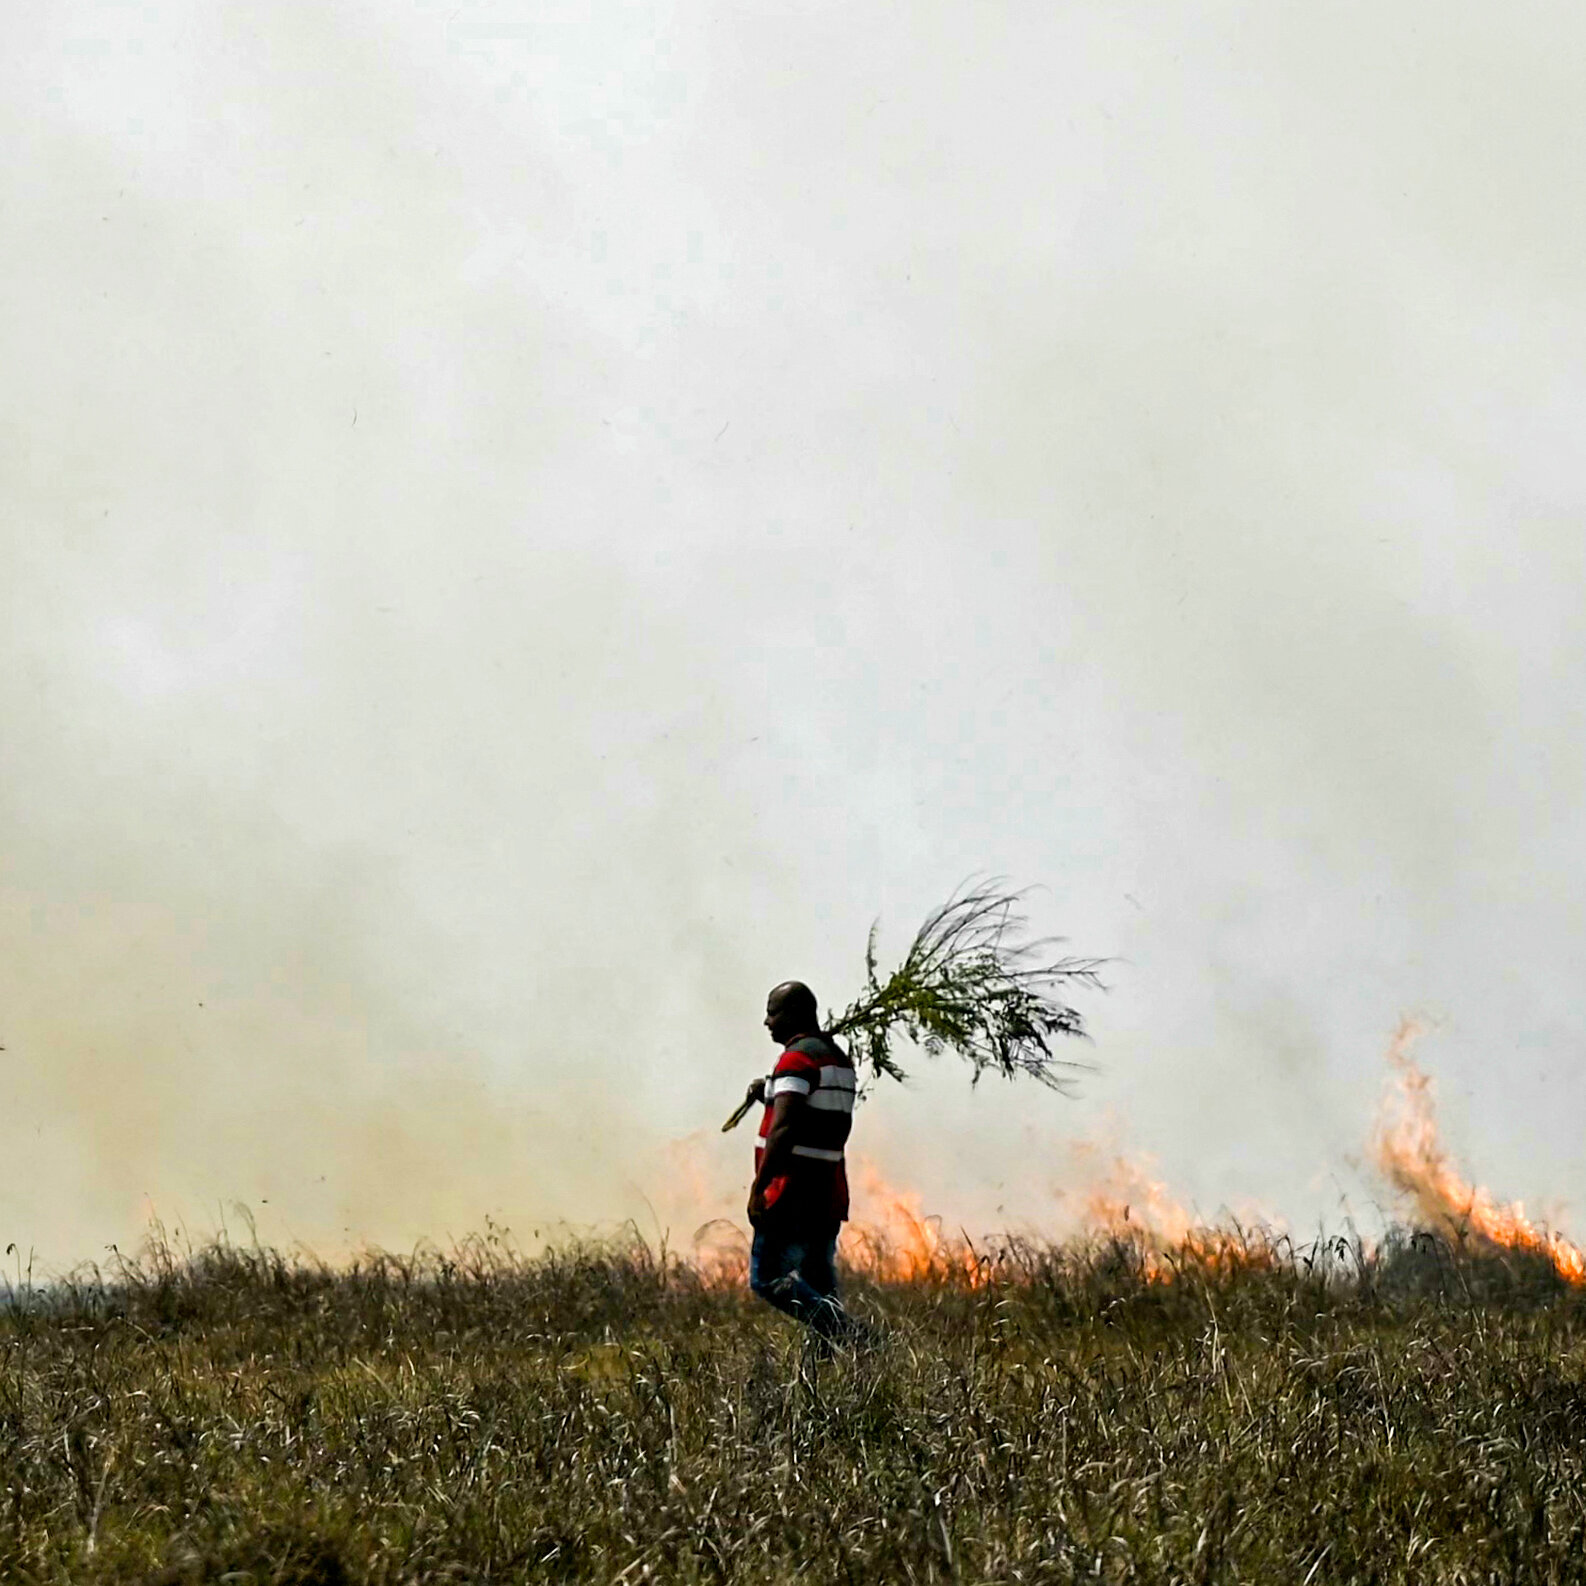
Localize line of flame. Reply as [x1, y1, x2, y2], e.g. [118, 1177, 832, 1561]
[677, 1023, 1586, 1290]
[1371, 1019, 1586, 1286]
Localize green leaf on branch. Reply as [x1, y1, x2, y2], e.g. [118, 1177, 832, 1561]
[827, 880, 1105, 1091]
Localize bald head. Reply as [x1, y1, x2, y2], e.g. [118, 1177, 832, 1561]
[764, 980, 819, 1045]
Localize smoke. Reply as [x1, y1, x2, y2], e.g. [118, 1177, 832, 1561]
[4, 1, 1586, 1265]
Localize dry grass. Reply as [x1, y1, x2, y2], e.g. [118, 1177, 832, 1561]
[2, 1226, 1585, 1583]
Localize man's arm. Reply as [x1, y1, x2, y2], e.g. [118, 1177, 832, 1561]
[748, 1092, 805, 1220]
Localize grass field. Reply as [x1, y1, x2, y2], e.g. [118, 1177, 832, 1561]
[3, 1227, 1584, 1584]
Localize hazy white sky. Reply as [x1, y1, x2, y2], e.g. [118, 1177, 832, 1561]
[4, 1, 1585, 1264]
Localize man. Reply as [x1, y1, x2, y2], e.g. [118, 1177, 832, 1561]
[742, 980, 862, 1350]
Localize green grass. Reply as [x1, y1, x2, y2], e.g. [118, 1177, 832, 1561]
[3, 1228, 1585, 1583]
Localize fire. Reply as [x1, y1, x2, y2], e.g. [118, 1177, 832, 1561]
[675, 1157, 993, 1288]
[672, 1021, 1586, 1294]
[839, 1159, 991, 1286]
[687, 1218, 751, 1289]
[1076, 1150, 1280, 1283]
[1372, 1019, 1586, 1286]
[683, 1149, 1273, 1290]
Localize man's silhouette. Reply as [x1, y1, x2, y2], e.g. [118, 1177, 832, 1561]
[742, 981, 863, 1350]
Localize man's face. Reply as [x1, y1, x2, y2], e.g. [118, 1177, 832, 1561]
[764, 994, 797, 1045]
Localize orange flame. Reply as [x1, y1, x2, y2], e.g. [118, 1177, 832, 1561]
[674, 1157, 993, 1289]
[683, 1150, 1275, 1290]
[838, 1159, 992, 1286]
[687, 1218, 752, 1289]
[1372, 1020, 1586, 1286]
[1072, 1147, 1281, 1283]
[672, 1023, 1586, 1293]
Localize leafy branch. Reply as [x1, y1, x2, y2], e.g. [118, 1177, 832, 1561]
[827, 880, 1105, 1092]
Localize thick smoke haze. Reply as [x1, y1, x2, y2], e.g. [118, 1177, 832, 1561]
[4, 2, 1585, 1265]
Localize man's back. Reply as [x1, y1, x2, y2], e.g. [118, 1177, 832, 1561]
[755, 1031, 856, 1223]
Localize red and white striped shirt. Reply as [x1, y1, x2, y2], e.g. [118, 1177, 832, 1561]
[754, 1033, 857, 1222]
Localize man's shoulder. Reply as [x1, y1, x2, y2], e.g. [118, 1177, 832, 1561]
[776, 1034, 851, 1073]
[773, 1045, 821, 1078]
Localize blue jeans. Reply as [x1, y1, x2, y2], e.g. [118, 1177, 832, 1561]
[749, 1220, 850, 1344]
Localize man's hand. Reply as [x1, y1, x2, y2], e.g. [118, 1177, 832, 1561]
[747, 1185, 768, 1224]
[722, 1076, 767, 1133]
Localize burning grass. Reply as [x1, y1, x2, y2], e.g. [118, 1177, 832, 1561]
[7, 1029, 1584, 1581]
[4, 1224, 1586, 1584]
[1374, 1020, 1586, 1287]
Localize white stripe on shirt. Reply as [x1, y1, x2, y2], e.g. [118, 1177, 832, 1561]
[806, 1089, 855, 1112]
